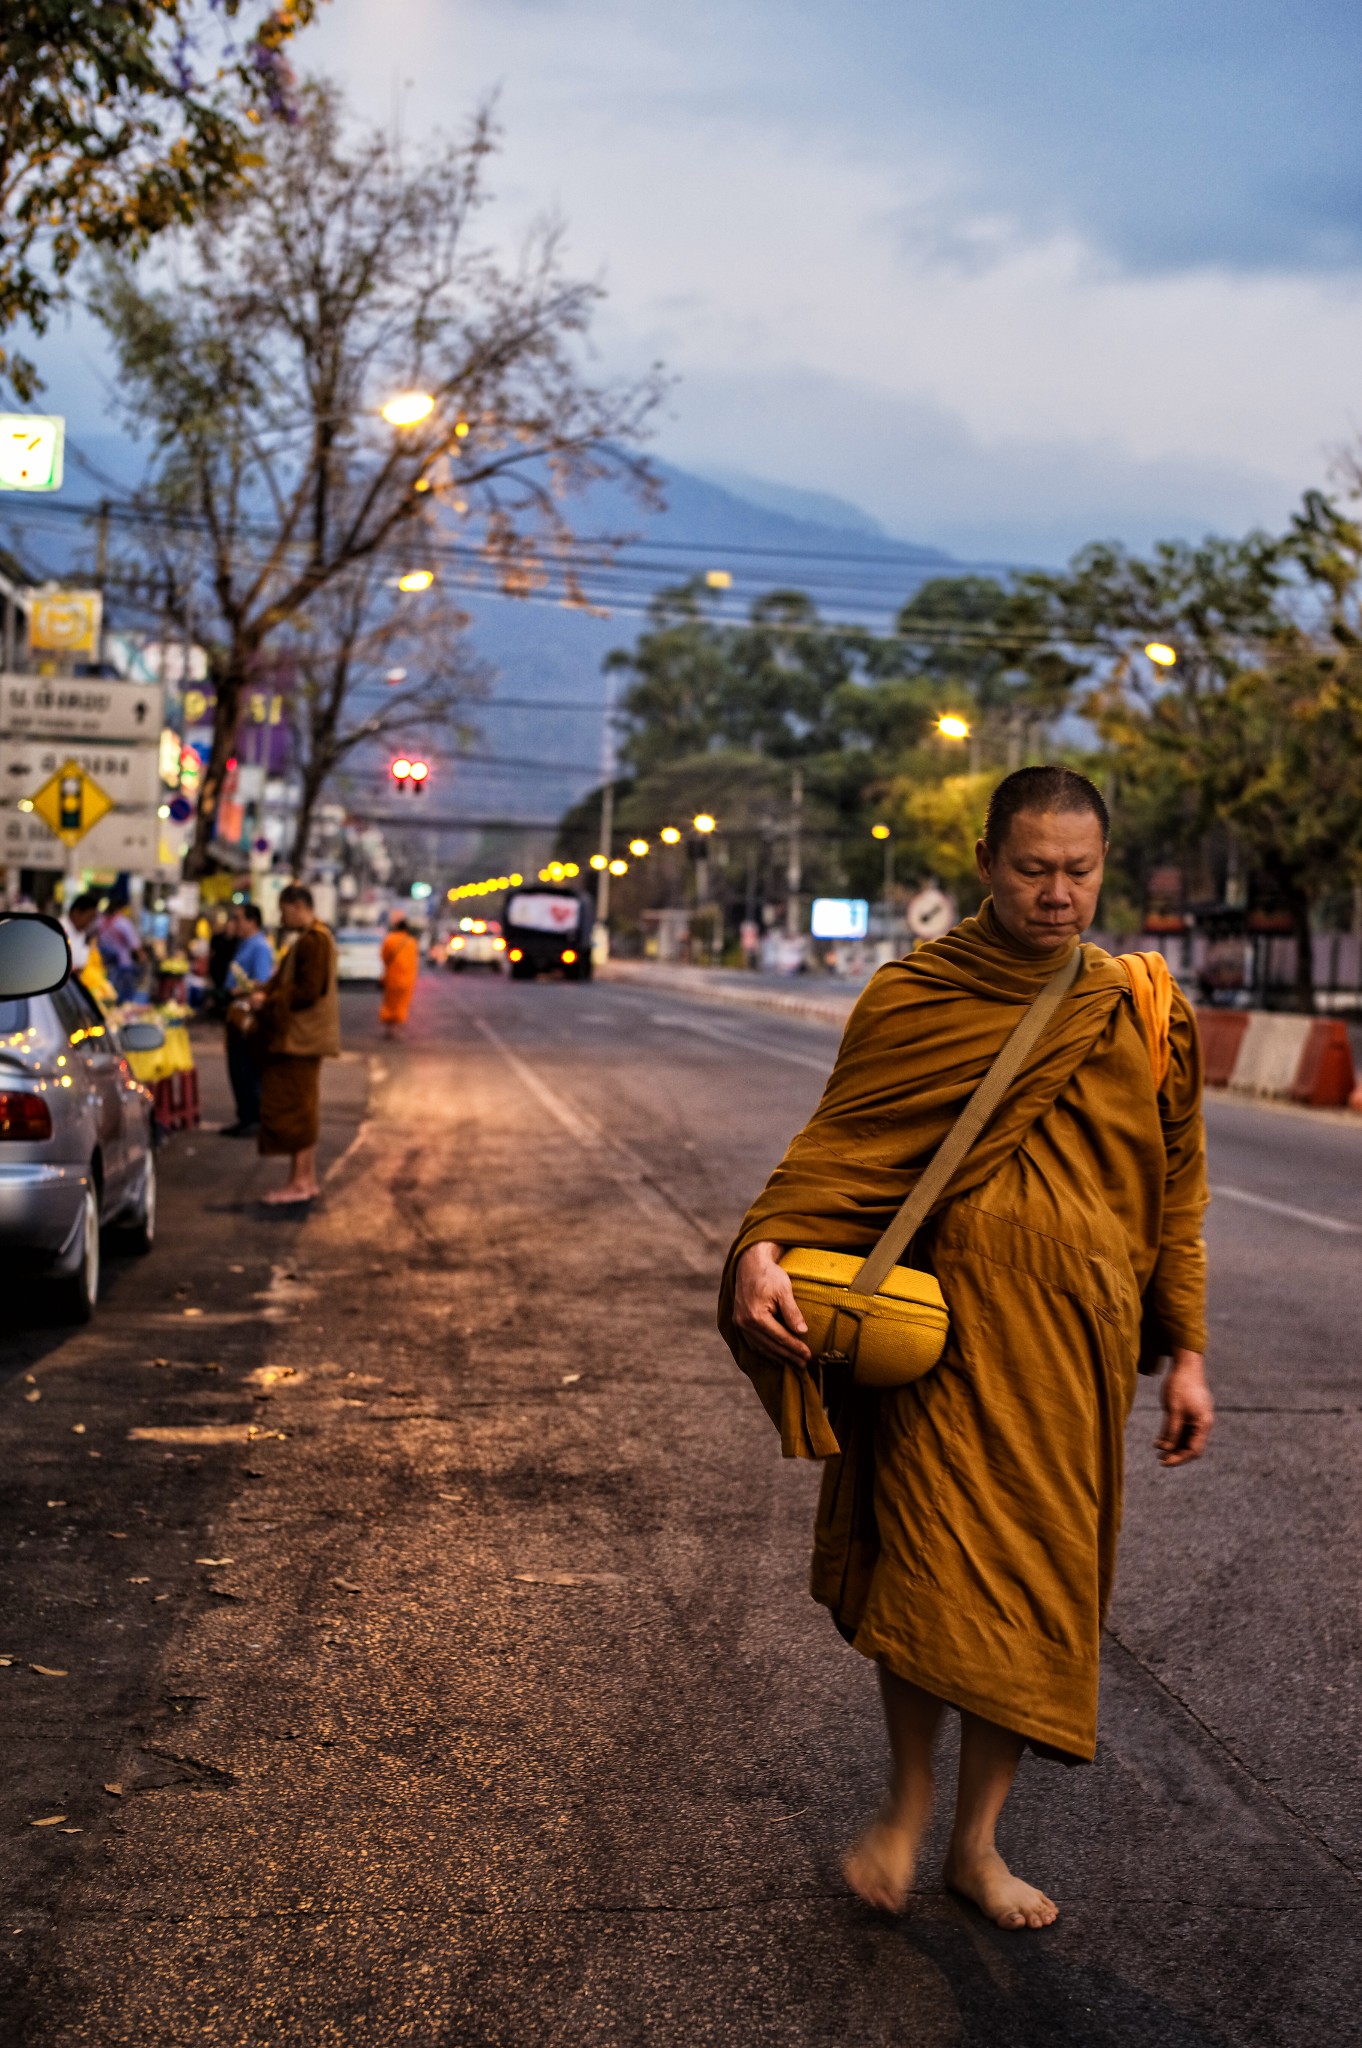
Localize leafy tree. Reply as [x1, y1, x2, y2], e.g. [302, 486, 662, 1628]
[0, 1, 322, 397]
[96, 85, 661, 877]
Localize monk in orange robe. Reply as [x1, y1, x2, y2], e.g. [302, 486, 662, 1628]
[720, 766, 1214, 1932]
[379, 919, 420, 1036]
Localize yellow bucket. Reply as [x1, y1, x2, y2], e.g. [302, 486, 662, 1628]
[780, 1246, 949, 1390]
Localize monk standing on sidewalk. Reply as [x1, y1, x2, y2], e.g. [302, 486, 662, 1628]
[720, 766, 1213, 1931]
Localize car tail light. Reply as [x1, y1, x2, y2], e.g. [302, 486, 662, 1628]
[508, 948, 523, 962]
[493, 938, 506, 951]
[561, 949, 577, 965]
[0, 1091, 52, 1141]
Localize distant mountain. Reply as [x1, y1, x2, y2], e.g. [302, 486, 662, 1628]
[453, 457, 960, 830]
[690, 467, 901, 541]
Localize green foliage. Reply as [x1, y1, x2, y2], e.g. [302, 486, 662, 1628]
[0, 1, 322, 396]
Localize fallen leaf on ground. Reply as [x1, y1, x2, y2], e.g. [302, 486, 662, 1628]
[128, 1576, 150, 1585]
[249, 1366, 298, 1391]
[30, 1816, 66, 1827]
[182, 1307, 203, 1317]
[436, 1492, 463, 1503]
[71, 1424, 85, 1435]
[59, 1828, 82, 1835]
[103, 1784, 123, 1796]
[30, 1665, 68, 1677]
[331, 1579, 362, 1594]
[0, 1657, 13, 1667]
[246, 1427, 288, 1442]
[512, 1571, 624, 1587]
[24, 1390, 40, 1403]
[561, 1373, 582, 1385]
[153, 1594, 169, 1603]
[46, 1501, 66, 1509]
[107, 1531, 127, 1540]
[195, 1558, 234, 1567]
[151, 1358, 169, 1367]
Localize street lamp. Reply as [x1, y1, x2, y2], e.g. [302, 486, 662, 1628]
[628, 838, 649, 857]
[590, 853, 608, 870]
[693, 813, 717, 834]
[871, 823, 893, 909]
[937, 713, 970, 741]
[382, 390, 436, 427]
[608, 858, 628, 877]
[397, 569, 434, 593]
[660, 826, 682, 845]
[1144, 642, 1177, 668]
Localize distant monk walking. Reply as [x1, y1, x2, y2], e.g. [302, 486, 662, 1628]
[379, 917, 420, 1038]
[250, 884, 340, 1205]
[721, 767, 1214, 1931]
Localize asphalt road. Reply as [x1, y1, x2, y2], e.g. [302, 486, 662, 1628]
[2, 969, 1360, 2047]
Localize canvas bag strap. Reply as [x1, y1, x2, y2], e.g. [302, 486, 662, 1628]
[848, 947, 1083, 1301]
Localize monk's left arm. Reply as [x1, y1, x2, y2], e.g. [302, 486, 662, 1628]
[1148, 989, 1209, 1356]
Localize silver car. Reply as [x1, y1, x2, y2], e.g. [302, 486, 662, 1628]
[0, 976, 158, 1321]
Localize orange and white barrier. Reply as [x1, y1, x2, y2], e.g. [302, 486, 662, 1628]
[1195, 1008, 1357, 1108]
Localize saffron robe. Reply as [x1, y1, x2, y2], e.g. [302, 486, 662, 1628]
[379, 929, 420, 1027]
[717, 903, 1208, 1762]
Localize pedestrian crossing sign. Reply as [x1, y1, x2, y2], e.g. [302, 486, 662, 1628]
[28, 759, 117, 847]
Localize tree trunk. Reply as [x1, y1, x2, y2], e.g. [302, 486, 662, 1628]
[1288, 885, 1315, 1014]
[183, 656, 249, 881]
[288, 762, 331, 878]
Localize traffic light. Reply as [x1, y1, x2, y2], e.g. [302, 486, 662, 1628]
[390, 757, 430, 794]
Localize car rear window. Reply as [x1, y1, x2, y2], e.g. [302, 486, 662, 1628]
[0, 998, 29, 1033]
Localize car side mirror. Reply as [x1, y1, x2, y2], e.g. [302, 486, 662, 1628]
[0, 913, 71, 998]
[120, 1020, 165, 1053]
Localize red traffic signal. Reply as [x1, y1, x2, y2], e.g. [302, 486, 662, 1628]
[390, 757, 430, 793]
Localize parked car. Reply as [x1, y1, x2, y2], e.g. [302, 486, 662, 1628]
[0, 977, 159, 1321]
[446, 918, 507, 972]
[334, 926, 386, 986]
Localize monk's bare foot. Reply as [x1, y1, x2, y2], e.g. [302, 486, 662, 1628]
[843, 1814, 921, 1914]
[260, 1186, 318, 1206]
[944, 1845, 1058, 1930]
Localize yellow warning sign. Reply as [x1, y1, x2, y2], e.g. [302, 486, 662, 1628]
[28, 759, 116, 847]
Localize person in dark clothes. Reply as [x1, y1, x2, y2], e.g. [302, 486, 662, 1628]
[248, 885, 340, 1204]
[220, 903, 275, 1137]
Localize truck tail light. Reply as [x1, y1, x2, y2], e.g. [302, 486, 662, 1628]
[508, 948, 523, 962]
[561, 949, 577, 965]
[0, 1091, 52, 1140]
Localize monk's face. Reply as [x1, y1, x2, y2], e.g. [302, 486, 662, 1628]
[975, 808, 1106, 951]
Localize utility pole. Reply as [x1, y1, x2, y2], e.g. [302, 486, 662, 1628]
[593, 678, 615, 960]
[785, 767, 803, 939]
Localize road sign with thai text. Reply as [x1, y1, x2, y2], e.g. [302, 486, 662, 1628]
[0, 673, 162, 742]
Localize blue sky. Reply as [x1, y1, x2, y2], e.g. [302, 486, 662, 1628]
[36, 0, 1362, 564]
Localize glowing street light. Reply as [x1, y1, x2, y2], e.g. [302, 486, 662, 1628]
[659, 826, 682, 845]
[397, 569, 434, 593]
[937, 713, 970, 741]
[589, 853, 608, 870]
[705, 569, 732, 590]
[871, 823, 891, 841]
[692, 813, 717, 834]
[1144, 641, 1178, 667]
[628, 838, 650, 857]
[608, 858, 628, 876]
[381, 390, 436, 427]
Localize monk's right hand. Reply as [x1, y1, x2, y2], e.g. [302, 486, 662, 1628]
[733, 1241, 811, 1366]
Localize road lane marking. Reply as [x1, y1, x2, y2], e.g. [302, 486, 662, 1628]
[1210, 1184, 1362, 1235]
[468, 1015, 720, 1267]
[648, 1011, 835, 1074]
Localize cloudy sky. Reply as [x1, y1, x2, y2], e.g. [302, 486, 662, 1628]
[39, 1, 1362, 567]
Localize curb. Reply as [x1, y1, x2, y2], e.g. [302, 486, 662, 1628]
[597, 961, 858, 1030]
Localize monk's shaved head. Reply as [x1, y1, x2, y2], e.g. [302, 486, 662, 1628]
[983, 766, 1109, 856]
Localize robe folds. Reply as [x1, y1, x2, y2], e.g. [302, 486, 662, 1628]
[717, 902, 1208, 1762]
